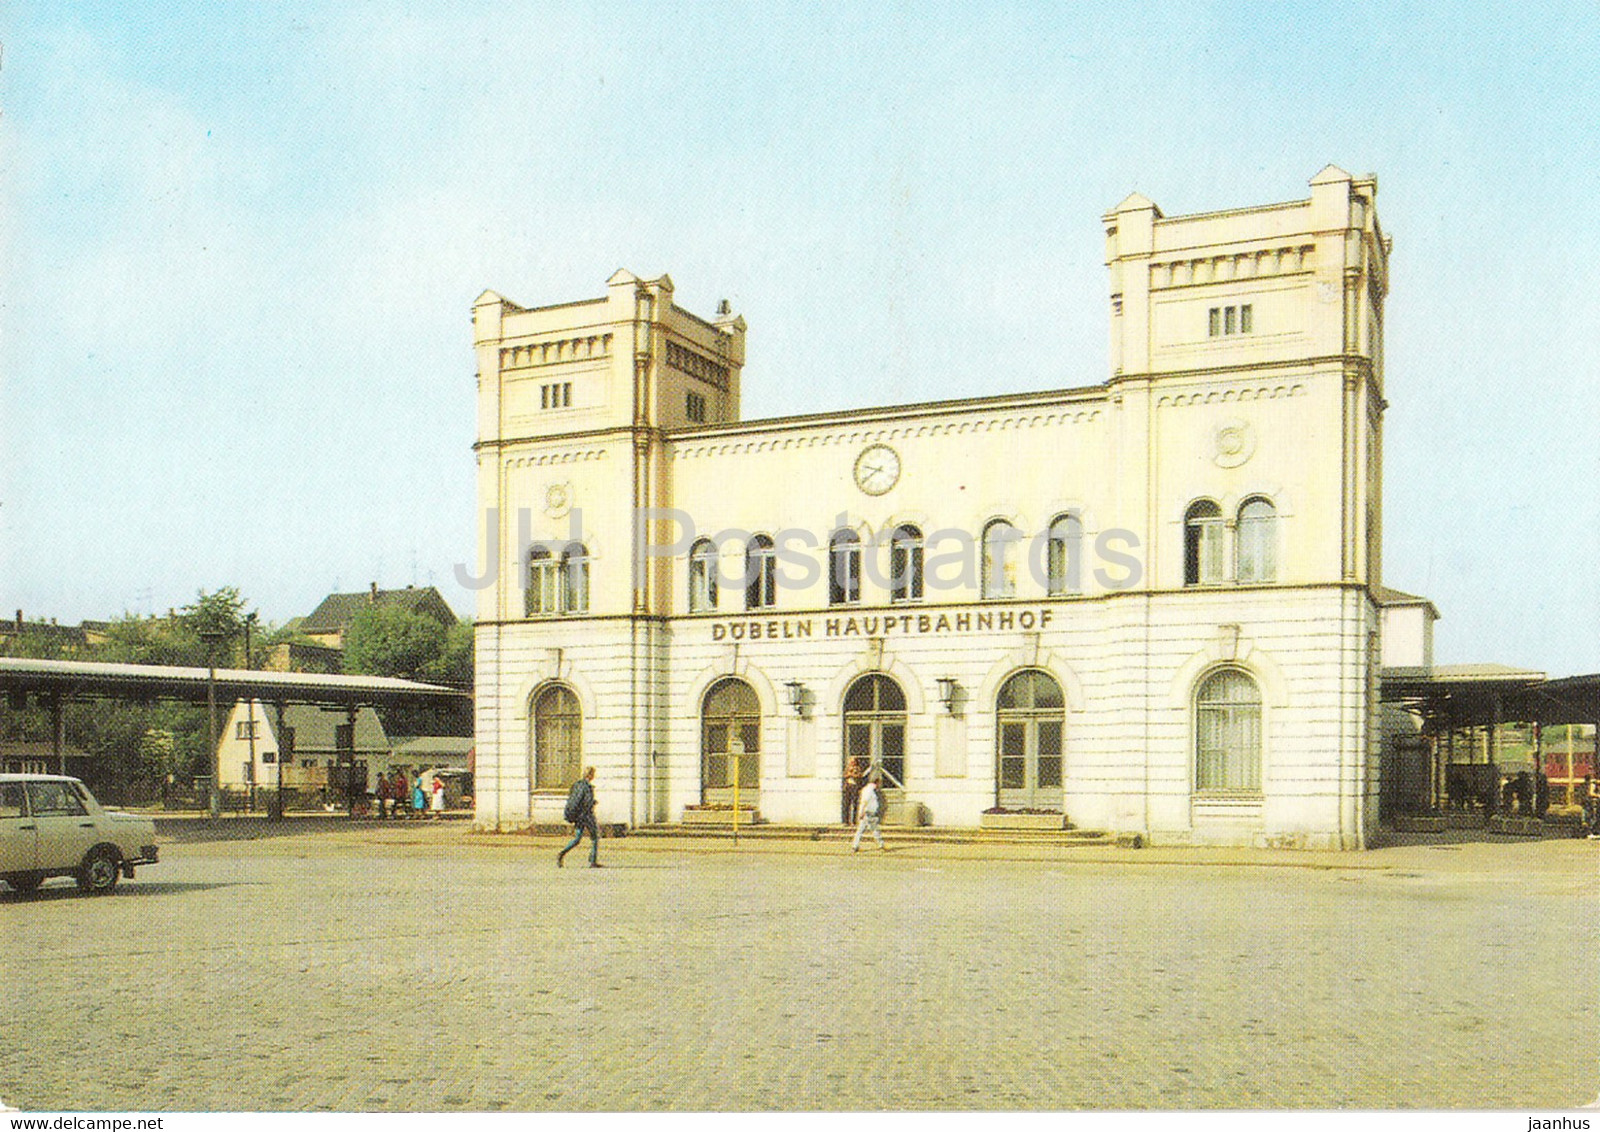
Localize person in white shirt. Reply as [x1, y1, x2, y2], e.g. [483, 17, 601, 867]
[852, 774, 886, 852]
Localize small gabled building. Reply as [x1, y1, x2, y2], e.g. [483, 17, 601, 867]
[299, 584, 457, 651]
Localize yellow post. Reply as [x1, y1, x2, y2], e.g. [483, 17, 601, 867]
[1567, 725, 1576, 806]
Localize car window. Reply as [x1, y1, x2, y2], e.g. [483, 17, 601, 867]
[0, 783, 26, 819]
[25, 780, 88, 817]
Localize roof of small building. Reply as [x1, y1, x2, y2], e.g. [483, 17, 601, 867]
[388, 736, 474, 756]
[260, 703, 389, 753]
[1373, 585, 1441, 618]
[300, 586, 457, 633]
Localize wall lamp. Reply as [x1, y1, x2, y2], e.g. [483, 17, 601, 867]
[784, 680, 808, 717]
[936, 677, 960, 714]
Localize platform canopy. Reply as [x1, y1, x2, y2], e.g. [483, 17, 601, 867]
[0, 656, 469, 710]
[1382, 664, 1600, 729]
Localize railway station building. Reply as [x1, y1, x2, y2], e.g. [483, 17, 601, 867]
[469, 165, 1394, 848]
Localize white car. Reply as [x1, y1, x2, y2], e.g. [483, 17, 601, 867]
[0, 774, 159, 894]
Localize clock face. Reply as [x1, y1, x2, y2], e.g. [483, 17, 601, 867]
[853, 444, 901, 496]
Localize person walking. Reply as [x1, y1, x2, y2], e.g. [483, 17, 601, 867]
[411, 777, 427, 819]
[852, 773, 886, 852]
[430, 776, 447, 817]
[374, 772, 391, 820]
[558, 766, 602, 868]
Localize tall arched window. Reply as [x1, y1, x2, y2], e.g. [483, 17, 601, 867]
[531, 684, 582, 790]
[526, 547, 559, 616]
[843, 674, 908, 791]
[745, 535, 776, 610]
[982, 519, 1019, 599]
[702, 678, 761, 801]
[996, 669, 1066, 810]
[561, 543, 590, 613]
[689, 538, 718, 613]
[890, 524, 924, 602]
[1046, 513, 1083, 596]
[1236, 497, 1277, 583]
[1184, 500, 1224, 585]
[828, 529, 861, 606]
[1195, 668, 1262, 792]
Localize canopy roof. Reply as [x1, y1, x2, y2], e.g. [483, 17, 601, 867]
[1382, 665, 1600, 728]
[0, 657, 467, 711]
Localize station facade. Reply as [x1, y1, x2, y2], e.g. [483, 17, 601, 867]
[470, 165, 1392, 848]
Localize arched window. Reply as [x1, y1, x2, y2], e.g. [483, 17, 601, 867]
[702, 678, 761, 800]
[1046, 513, 1083, 596]
[745, 535, 776, 610]
[531, 684, 582, 790]
[561, 543, 589, 613]
[828, 529, 861, 606]
[1236, 497, 1277, 583]
[1184, 500, 1224, 585]
[982, 519, 1019, 599]
[526, 547, 559, 616]
[890, 524, 924, 602]
[996, 670, 1066, 810]
[688, 538, 718, 613]
[1195, 668, 1262, 792]
[843, 674, 908, 790]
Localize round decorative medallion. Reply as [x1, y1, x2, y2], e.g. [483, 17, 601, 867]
[544, 482, 573, 517]
[1212, 419, 1256, 468]
[853, 443, 901, 496]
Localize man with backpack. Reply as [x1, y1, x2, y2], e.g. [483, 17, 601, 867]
[851, 772, 886, 852]
[558, 766, 602, 868]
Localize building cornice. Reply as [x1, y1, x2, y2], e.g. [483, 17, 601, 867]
[473, 580, 1386, 628]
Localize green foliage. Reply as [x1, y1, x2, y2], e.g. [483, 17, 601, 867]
[428, 620, 476, 688]
[343, 604, 448, 681]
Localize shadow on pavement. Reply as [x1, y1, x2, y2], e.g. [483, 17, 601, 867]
[0, 879, 260, 903]
[154, 815, 466, 843]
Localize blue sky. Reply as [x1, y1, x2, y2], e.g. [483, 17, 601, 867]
[2, 2, 1597, 672]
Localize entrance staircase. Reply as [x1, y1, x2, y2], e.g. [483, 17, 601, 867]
[629, 821, 1140, 848]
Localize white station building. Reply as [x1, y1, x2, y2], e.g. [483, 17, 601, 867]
[470, 165, 1395, 849]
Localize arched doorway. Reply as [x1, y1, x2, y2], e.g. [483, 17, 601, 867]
[531, 684, 582, 791]
[702, 678, 761, 805]
[995, 669, 1065, 810]
[843, 674, 908, 813]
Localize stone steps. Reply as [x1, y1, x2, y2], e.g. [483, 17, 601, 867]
[627, 822, 1140, 848]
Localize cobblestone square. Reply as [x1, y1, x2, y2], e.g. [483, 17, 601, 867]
[2, 824, 1595, 1111]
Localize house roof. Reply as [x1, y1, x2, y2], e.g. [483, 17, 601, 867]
[300, 586, 457, 633]
[269, 703, 389, 753]
[1373, 585, 1441, 619]
[388, 736, 474, 758]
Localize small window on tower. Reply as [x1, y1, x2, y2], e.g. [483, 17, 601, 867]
[1208, 308, 1221, 337]
[1224, 306, 1238, 335]
[1240, 304, 1253, 333]
[686, 391, 706, 423]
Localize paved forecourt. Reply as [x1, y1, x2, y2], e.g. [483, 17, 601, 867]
[1, 824, 1594, 1111]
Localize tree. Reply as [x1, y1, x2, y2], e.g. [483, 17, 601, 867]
[425, 620, 475, 688]
[343, 604, 448, 681]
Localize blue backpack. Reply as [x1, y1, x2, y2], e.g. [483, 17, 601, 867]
[563, 780, 586, 823]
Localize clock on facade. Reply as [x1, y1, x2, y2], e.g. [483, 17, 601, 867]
[853, 443, 901, 496]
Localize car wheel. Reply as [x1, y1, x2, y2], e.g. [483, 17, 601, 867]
[76, 848, 120, 894]
[4, 873, 42, 893]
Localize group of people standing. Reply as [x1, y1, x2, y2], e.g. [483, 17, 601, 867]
[374, 771, 446, 819]
[842, 756, 887, 852]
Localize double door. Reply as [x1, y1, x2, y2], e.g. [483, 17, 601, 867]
[845, 715, 905, 808]
[997, 716, 1063, 810]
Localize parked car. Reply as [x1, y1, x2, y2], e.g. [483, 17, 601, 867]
[0, 774, 159, 894]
